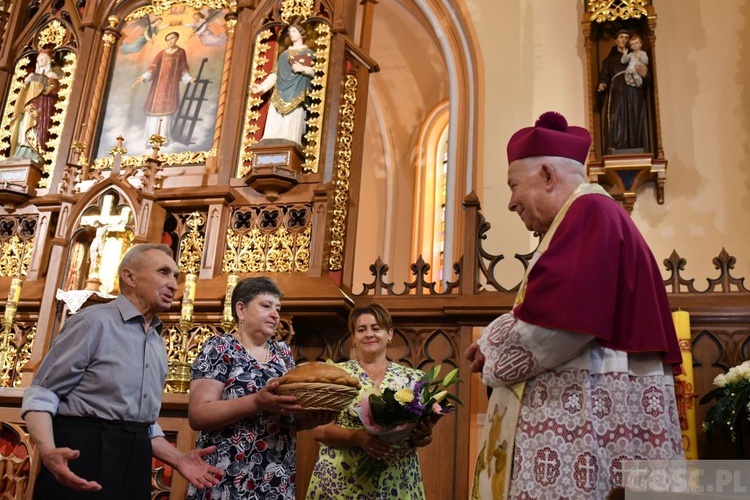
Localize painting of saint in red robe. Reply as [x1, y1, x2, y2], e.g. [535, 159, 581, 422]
[96, 7, 227, 159]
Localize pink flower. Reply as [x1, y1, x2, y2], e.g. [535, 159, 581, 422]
[432, 402, 442, 414]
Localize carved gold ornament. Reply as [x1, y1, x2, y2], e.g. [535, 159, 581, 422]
[127, 0, 235, 21]
[281, 0, 314, 24]
[93, 149, 216, 171]
[302, 23, 331, 172]
[102, 33, 117, 47]
[328, 74, 358, 271]
[588, 0, 648, 23]
[238, 29, 273, 177]
[178, 212, 206, 275]
[37, 20, 66, 49]
[163, 323, 215, 393]
[0, 215, 37, 278]
[0, 56, 31, 156]
[0, 323, 35, 388]
[0, 236, 32, 278]
[222, 205, 312, 273]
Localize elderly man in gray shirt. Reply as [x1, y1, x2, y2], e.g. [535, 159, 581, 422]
[22, 244, 223, 499]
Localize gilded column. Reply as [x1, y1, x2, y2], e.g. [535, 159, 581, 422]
[209, 13, 237, 166]
[0, 276, 22, 387]
[328, 74, 358, 271]
[81, 17, 120, 166]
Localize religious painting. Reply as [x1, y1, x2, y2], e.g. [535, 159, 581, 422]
[238, 19, 331, 176]
[0, 20, 77, 185]
[94, 4, 228, 164]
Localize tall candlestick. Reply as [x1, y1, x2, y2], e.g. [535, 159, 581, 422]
[181, 273, 197, 324]
[222, 274, 239, 328]
[4, 277, 22, 321]
[673, 310, 698, 460]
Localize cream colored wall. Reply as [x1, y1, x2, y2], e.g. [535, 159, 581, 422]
[631, 0, 750, 282]
[472, 0, 750, 282]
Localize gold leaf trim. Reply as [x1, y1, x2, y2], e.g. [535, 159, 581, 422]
[328, 74, 358, 271]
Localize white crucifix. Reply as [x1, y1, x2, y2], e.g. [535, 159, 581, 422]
[80, 194, 132, 287]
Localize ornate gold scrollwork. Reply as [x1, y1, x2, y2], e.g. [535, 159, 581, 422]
[163, 324, 215, 393]
[0, 323, 36, 388]
[588, 0, 648, 23]
[328, 74, 358, 271]
[222, 204, 312, 273]
[101, 33, 117, 47]
[0, 215, 37, 278]
[178, 212, 206, 275]
[37, 20, 66, 49]
[0, 216, 36, 380]
[92, 149, 216, 171]
[302, 23, 331, 173]
[128, 0, 235, 21]
[281, 0, 314, 24]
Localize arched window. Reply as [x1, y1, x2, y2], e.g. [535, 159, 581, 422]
[412, 102, 449, 285]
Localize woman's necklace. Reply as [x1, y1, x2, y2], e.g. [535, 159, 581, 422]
[237, 335, 270, 363]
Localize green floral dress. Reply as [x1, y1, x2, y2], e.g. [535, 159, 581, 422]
[306, 360, 426, 499]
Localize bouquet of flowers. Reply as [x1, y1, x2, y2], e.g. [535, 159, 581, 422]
[700, 359, 750, 443]
[353, 365, 461, 481]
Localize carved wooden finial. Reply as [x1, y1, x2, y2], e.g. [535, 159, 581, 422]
[109, 135, 127, 176]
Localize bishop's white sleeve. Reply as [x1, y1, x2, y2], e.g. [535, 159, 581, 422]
[477, 313, 596, 387]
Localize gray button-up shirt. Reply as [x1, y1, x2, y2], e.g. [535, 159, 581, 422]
[22, 295, 168, 438]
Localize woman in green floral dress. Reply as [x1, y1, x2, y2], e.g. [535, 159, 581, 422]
[306, 303, 434, 499]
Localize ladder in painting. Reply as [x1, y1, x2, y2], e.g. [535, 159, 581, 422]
[173, 57, 210, 146]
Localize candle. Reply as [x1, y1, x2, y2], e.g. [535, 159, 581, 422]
[673, 310, 698, 460]
[223, 274, 239, 324]
[180, 273, 197, 323]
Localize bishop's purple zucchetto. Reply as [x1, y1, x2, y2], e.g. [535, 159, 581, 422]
[506, 111, 591, 164]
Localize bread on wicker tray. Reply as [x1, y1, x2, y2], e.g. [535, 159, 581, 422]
[276, 362, 361, 411]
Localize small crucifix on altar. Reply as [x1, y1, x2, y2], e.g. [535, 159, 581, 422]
[79, 194, 132, 292]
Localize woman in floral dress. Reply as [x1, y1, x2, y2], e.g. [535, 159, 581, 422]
[187, 277, 332, 499]
[307, 303, 435, 499]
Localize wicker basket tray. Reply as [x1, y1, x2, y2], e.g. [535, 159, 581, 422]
[276, 382, 360, 412]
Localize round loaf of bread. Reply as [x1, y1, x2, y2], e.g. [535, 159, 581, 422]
[276, 362, 361, 411]
[276, 362, 361, 388]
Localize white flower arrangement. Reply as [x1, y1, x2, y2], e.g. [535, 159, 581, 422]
[701, 360, 750, 443]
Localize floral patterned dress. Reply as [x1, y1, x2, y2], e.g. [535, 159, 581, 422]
[187, 334, 297, 500]
[306, 360, 426, 500]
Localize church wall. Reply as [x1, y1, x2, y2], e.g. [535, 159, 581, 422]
[474, 0, 750, 282]
[631, 0, 750, 280]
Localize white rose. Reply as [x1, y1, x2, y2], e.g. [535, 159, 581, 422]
[726, 367, 741, 385]
[714, 373, 728, 387]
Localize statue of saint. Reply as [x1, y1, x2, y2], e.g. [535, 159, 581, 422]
[250, 23, 315, 146]
[8, 49, 60, 162]
[596, 30, 649, 153]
